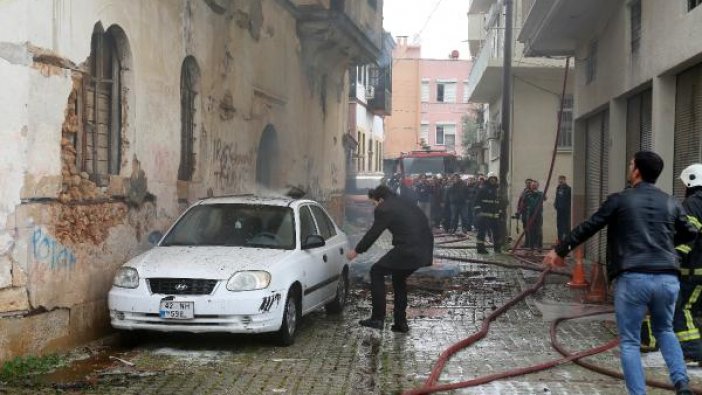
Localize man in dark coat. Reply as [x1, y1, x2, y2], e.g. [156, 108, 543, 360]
[554, 175, 572, 243]
[346, 185, 434, 333]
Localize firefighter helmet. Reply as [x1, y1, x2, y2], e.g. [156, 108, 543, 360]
[680, 164, 702, 188]
[487, 172, 498, 180]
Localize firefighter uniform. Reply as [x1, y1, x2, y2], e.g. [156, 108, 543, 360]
[674, 186, 702, 362]
[474, 174, 502, 254]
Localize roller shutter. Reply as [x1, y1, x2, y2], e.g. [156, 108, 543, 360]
[626, 89, 653, 180]
[585, 110, 609, 264]
[674, 64, 702, 200]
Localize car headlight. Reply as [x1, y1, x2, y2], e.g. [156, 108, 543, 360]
[226, 271, 271, 291]
[113, 267, 139, 289]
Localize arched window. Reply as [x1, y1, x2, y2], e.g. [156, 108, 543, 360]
[79, 23, 125, 185]
[179, 56, 200, 181]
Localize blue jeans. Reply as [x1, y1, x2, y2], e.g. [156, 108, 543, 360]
[614, 272, 688, 395]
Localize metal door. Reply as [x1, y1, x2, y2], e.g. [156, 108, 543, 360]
[674, 64, 702, 200]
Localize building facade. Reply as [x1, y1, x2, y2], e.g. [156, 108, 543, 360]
[346, 32, 393, 176]
[419, 55, 475, 154]
[384, 38, 475, 162]
[0, 0, 382, 360]
[520, 0, 702, 263]
[466, 0, 574, 243]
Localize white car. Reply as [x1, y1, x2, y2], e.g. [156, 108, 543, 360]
[108, 195, 350, 345]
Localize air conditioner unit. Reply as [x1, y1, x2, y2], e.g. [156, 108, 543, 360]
[365, 86, 375, 100]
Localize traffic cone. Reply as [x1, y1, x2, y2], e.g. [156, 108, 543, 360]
[567, 247, 588, 288]
[585, 261, 607, 303]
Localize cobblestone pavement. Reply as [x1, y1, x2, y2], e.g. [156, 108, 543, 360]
[4, 230, 702, 395]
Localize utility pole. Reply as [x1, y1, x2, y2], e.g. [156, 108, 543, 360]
[499, 0, 513, 241]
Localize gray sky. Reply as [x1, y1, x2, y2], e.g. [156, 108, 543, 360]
[383, 0, 470, 60]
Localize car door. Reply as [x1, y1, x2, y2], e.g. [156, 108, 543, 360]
[298, 205, 328, 310]
[309, 205, 346, 301]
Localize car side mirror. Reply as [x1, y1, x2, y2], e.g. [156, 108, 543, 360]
[148, 231, 164, 246]
[302, 234, 325, 250]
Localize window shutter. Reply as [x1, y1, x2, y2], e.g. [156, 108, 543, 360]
[421, 82, 430, 102]
[445, 83, 456, 103]
[674, 64, 702, 200]
[585, 110, 609, 264]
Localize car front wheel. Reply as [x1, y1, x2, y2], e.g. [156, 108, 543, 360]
[325, 271, 348, 314]
[275, 289, 299, 346]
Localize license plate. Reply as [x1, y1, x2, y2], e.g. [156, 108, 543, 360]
[159, 301, 194, 319]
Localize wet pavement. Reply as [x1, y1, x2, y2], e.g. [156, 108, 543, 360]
[3, 228, 702, 394]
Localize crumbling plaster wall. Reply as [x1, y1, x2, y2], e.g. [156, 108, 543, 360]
[0, 0, 350, 360]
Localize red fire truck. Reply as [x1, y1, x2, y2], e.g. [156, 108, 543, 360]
[396, 150, 459, 187]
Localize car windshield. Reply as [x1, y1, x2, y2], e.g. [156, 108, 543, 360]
[161, 204, 296, 249]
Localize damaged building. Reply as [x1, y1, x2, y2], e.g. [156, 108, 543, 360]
[0, 0, 382, 360]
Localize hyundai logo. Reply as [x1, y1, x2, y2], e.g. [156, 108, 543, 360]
[175, 283, 189, 291]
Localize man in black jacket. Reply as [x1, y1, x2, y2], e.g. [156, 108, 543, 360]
[554, 175, 572, 243]
[544, 151, 698, 395]
[346, 185, 434, 333]
[673, 164, 702, 365]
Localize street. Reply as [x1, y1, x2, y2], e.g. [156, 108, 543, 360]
[4, 230, 699, 394]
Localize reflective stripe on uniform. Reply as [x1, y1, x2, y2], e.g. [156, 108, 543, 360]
[478, 213, 499, 218]
[687, 215, 702, 231]
[680, 268, 702, 276]
[676, 285, 702, 343]
[642, 316, 656, 349]
[677, 245, 693, 254]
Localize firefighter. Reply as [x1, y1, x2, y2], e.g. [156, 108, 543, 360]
[674, 163, 702, 365]
[474, 172, 502, 254]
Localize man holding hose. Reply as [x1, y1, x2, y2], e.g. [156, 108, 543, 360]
[544, 151, 698, 395]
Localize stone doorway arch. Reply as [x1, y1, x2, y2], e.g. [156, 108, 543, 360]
[256, 125, 279, 188]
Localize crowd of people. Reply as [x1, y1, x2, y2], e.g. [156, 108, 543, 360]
[384, 171, 572, 254]
[349, 152, 702, 394]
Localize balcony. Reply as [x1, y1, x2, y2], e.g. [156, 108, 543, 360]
[519, 0, 619, 56]
[466, 23, 504, 103]
[468, 0, 495, 14]
[293, 0, 382, 66]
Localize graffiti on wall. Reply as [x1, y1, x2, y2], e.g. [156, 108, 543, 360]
[32, 228, 77, 270]
[213, 138, 255, 188]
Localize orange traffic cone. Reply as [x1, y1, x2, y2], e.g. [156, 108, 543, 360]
[585, 261, 607, 303]
[567, 247, 589, 288]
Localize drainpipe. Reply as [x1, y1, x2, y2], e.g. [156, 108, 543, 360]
[499, 0, 513, 241]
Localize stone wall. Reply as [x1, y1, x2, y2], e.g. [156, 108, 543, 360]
[0, 0, 375, 361]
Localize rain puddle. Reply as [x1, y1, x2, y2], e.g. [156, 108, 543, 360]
[36, 346, 140, 389]
[533, 300, 613, 322]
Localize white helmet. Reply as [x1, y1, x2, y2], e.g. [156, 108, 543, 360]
[487, 172, 497, 179]
[680, 164, 702, 188]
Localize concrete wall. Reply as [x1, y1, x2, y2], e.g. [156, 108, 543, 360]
[0, 0, 365, 360]
[509, 76, 573, 243]
[571, 0, 702, 196]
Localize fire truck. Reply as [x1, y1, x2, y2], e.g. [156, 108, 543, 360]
[394, 150, 459, 187]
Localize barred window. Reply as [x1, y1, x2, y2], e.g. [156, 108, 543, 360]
[80, 24, 124, 185]
[630, 0, 641, 54]
[179, 56, 200, 181]
[558, 95, 574, 149]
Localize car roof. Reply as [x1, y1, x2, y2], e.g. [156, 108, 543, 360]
[197, 194, 320, 208]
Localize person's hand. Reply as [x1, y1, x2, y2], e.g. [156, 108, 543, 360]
[346, 249, 358, 261]
[543, 249, 564, 267]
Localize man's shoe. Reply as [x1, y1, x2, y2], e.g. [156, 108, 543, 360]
[675, 380, 693, 395]
[476, 246, 489, 254]
[391, 322, 409, 333]
[359, 318, 384, 330]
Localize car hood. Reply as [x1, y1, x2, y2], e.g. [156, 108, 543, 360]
[125, 246, 291, 279]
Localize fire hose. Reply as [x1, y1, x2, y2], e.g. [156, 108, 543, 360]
[404, 252, 702, 394]
[400, 56, 702, 394]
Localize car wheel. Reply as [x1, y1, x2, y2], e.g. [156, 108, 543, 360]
[275, 289, 299, 346]
[325, 271, 348, 314]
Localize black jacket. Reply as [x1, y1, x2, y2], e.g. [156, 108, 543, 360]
[474, 183, 500, 218]
[554, 184, 571, 215]
[355, 195, 434, 270]
[555, 182, 698, 281]
[678, 189, 702, 278]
